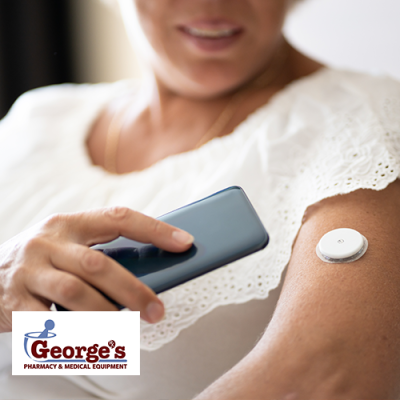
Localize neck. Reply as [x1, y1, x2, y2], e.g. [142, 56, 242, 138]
[147, 73, 233, 135]
[144, 42, 324, 138]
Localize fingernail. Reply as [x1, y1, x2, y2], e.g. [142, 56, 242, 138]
[146, 301, 164, 323]
[172, 230, 194, 245]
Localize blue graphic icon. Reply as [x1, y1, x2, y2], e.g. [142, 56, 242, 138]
[24, 320, 56, 359]
[25, 319, 56, 339]
[38, 319, 55, 338]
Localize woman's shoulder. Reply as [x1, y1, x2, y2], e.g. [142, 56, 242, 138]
[314, 68, 400, 132]
[300, 67, 400, 91]
[2, 80, 139, 124]
[258, 67, 400, 139]
[298, 67, 400, 110]
[249, 68, 400, 137]
[0, 80, 142, 172]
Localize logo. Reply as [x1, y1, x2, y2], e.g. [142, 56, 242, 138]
[23, 319, 126, 367]
[13, 312, 140, 375]
[24, 319, 56, 360]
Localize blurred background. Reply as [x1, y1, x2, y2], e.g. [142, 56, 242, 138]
[0, 0, 399, 119]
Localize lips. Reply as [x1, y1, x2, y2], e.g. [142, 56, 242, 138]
[181, 26, 241, 39]
[177, 19, 244, 52]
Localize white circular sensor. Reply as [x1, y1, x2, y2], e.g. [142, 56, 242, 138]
[316, 228, 368, 263]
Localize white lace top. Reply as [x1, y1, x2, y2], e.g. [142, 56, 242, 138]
[0, 67, 399, 399]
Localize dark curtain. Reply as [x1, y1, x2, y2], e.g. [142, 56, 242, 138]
[0, 0, 74, 119]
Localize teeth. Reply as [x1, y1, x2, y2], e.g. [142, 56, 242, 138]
[185, 27, 237, 38]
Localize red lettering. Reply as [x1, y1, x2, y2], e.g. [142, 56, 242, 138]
[99, 346, 110, 359]
[115, 346, 126, 359]
[74, 346, 87, 358]
[50, 346, 61, 359]
[62, 346, 74, 359]
[86, 344, 99, 363]
[31, 340, 49, 359]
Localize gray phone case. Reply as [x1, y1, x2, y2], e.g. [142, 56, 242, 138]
[94, 186, 269, 295]
[56, 186, 269, 311]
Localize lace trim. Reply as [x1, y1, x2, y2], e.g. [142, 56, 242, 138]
[140, 90, 400, 351]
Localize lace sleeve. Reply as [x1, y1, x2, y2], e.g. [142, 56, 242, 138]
[138, 70, 400, 351]
[304, 73, 400, 202]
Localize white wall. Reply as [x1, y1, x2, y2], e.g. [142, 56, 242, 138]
[71, 0, 400, 83]
[285, 0, 400, 80]
[70, 0, 142, 83]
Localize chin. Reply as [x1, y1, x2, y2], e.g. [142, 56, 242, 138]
[149, 37, 271, 98]
[159, 64, 256, 99]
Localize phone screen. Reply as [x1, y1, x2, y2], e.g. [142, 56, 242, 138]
[99, 244, 199, 278]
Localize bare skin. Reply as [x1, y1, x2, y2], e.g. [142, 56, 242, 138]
[87, 45, 322, 174]
[0, 207, 194, 332]
[3, 0, 400, 398]
[87, 0, 323, 174]
[194, 180, 400, 399]
[87, 1, 400, 398]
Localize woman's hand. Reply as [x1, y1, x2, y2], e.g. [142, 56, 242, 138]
[0, 206, 194, 333]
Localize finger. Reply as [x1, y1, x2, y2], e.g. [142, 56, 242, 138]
[25, 265, 119, 312]
[21, 296, 51, 312]
[49, 242, 164, 323]
[46, 207, 194, 252]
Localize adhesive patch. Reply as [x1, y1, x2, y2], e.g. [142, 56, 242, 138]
[316, 228, 368, 263]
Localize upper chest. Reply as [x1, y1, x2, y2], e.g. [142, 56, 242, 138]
[85, 87, 284, 174]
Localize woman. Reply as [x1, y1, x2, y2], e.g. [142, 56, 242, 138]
[1, 0, 400, 398]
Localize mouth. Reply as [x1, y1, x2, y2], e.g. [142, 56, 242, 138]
[180, 26, 242, 39]
[177, 19, 244, 52]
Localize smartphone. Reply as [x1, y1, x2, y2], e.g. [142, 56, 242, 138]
[56, 186, 268, 310]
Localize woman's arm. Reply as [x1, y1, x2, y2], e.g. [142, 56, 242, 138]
[195, 178, 400, 400]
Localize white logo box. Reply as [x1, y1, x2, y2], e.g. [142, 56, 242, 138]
[12, 311, 140, 375]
